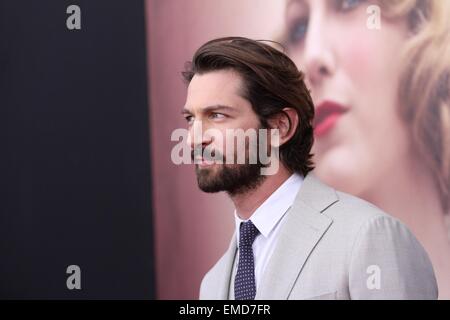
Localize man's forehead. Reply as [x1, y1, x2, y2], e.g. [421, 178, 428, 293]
[187, 70, 244, 96]
[184, 70, 249, 114]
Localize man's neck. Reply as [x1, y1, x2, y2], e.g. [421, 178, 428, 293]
[230, 165, 293, 220]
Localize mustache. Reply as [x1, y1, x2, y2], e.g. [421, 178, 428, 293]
[191, 147, 223, 162]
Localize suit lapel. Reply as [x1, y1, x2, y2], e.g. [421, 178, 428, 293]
[256, 173, 338, 299]
[215, 233, 237, 299]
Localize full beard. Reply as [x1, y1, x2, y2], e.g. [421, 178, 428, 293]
[195, 162, 266, 197]
[192, 144, 267, 197]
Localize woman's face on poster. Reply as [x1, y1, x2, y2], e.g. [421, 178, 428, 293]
[285, 0, 413, 196]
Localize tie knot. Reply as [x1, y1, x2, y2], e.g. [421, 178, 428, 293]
[239, 220, 259, 247]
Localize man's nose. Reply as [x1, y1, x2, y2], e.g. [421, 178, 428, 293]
[186, 120, 212, 150]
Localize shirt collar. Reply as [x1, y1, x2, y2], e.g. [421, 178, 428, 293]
[234, 173, 303, 245]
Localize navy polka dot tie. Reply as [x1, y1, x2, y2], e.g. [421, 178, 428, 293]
[234, 220, 260, 300]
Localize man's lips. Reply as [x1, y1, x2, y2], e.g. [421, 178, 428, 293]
[194, 157, 215, 167]
[192, 150, 219, 167]
[314, 100, 349, 138]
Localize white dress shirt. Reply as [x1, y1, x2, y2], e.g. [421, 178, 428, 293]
[234, 173, 303, 290]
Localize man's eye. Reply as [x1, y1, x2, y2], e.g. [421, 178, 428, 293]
[338, 0, 365, 11]
[210, 113, 226, 120]
[184, 115, 194, 124]
[288, 18, 308, 45]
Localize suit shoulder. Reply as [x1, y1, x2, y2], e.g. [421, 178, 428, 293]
[318, 189, 410, 242]
[326, 189, 390, 224]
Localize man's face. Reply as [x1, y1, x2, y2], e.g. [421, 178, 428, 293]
[182, 69, 267, 195]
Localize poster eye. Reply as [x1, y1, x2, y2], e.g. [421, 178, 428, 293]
[340, 0, 363, 11]
[289, 18, 308, 44]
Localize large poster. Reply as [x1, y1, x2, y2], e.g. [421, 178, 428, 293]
[147, 0, 450, 299]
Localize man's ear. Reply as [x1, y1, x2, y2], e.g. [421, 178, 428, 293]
[266, 108, 299, 146]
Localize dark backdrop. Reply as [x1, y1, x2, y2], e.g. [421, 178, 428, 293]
[0, 0, 155, 299]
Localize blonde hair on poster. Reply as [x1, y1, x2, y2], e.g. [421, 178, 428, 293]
[378, 0, 450, 212]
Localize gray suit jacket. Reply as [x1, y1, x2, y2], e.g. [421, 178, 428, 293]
[199, 173, 438, 300]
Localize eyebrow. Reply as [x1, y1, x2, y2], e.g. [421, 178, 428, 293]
[181, 104, 236, 115]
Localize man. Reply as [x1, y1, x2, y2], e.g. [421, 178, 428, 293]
[181, 37, 437, 299]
